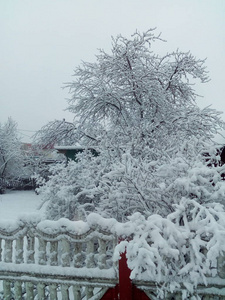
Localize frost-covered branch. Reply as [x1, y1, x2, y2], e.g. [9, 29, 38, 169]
[34, 119, 98, 148]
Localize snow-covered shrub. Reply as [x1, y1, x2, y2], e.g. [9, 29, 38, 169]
[74, 138, 225, 221]
[36, 137, 225, 223]
[114, 199, 225, 299]
[36, 150, 109, 220]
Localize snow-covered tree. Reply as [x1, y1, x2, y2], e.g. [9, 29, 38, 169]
[0, 118, 26, 193]
[36, 29, 225, 221]
[37, 30, 223, 149]
[65, 30, 223, 152]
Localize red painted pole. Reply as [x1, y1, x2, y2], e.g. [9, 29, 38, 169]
[118, 250, 133, 300]
[101, 240, 150, 300]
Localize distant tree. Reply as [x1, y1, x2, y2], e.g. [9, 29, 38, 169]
[36, 29, 225, 221]
[0, 118, 25, 192]
[34, 119, 78, 148]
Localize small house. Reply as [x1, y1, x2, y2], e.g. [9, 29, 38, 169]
[54, 145, 99, 162]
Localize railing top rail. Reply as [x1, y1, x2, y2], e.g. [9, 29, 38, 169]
[0, 213, 118, 242]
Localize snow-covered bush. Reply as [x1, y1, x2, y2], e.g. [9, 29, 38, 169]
[36, 150, 106, 220]
[36, 137, 225, 223]
[114, 200, 225, 299]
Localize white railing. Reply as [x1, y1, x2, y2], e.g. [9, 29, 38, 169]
[0, 216, 118, 299]
[1, 215, 225, 299]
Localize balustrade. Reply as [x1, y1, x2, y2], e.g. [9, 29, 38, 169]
[0, 219, 117, 299]
[1, 218, 225, 299]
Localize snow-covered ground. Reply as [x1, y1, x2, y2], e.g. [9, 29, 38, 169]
[0, 190, 45, 221]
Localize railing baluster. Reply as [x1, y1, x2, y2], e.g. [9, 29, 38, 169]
[16, 237, 24, 264]
[73, 285, 82, 300]
[85, 286, 94, 299]
[49, 241, 58, 266]
[4, 239, 13, 262]
[38, 238, 47, 265]
[14, 281, 22, 300]
[50, 284, 58, 300]
[61, 238, 70, 267]
[3, 280, 11, 300]
[61, 284, 69, 299]
[86, 239, 95, 268]
[98, 239, 106, 269]
[27, 235, 35, 264]
[26, 282, 34, 300]
[113, 238, 117, 264]
[37, 282, 45, 300]
[74, 242, 82, 268]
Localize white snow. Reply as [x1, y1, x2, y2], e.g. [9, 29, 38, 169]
[0, 190, 45, 221]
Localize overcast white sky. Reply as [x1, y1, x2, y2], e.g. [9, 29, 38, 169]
[0, 0, 225, 142]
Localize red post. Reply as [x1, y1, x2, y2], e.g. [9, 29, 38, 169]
[118, 251, 133, 300]
[101, 242, 150, 300]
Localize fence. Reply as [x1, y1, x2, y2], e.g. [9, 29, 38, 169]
[1, 216, 225, 299]
[0, 216, 118, 299]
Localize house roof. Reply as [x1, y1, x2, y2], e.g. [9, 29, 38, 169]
[54, 145, 84, 150]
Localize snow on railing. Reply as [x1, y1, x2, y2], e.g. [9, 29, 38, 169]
[0, 214, 118, 299]
[1, 210, 225, 299]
